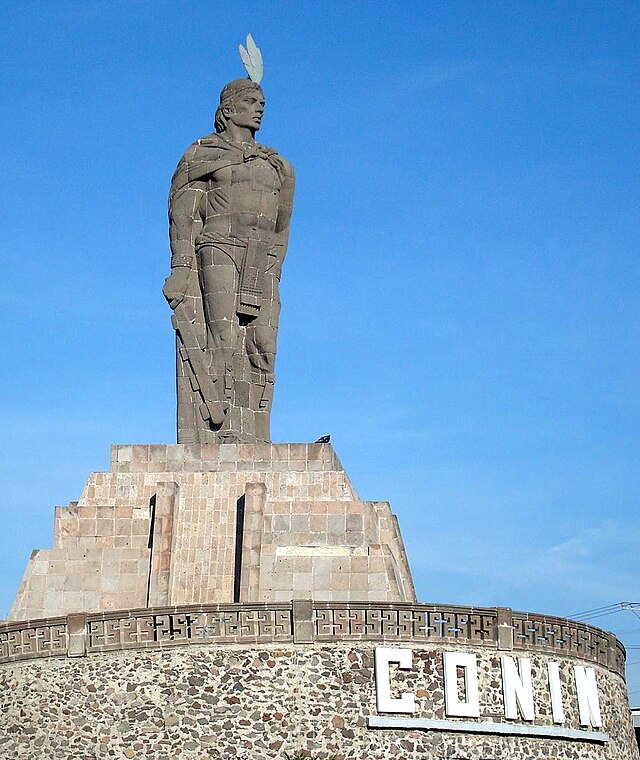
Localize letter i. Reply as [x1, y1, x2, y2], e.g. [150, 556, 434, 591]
[548, 662, 565, 723]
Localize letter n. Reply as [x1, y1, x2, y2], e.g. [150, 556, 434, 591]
[501, 656, 535, 720]
[574, 666, 602, 727]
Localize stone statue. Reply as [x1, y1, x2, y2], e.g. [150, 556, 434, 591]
[163, 36, 295, 444]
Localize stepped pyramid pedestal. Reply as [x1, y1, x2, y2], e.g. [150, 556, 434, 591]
[10, 443, 416, 621]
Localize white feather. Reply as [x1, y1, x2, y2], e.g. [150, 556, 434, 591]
[239, 34, 263, 84]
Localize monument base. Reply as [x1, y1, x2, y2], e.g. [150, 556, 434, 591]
[10, 444, 416, 621]
[1, 601, 637, 759]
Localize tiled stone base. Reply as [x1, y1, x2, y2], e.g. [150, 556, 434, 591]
[10, 444, 416, 620]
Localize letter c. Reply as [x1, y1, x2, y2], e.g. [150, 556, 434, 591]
[374, 647, 416, 714]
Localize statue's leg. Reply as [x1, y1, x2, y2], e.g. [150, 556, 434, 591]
[198, 244, 240, 440]
[246, 272, 281, 442]
[246, 272, 280, 373]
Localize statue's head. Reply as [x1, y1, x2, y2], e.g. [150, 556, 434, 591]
[214, 78, 265, 134]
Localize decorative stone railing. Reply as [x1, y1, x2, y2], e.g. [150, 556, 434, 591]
[0, 602, 625, 676]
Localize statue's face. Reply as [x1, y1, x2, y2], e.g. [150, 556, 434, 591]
[226, 89, 265, 132]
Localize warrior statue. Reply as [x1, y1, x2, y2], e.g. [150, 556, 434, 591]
[163, 36, 295, 443]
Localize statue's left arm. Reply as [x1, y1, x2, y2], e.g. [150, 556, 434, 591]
[273, 156, 295, 264]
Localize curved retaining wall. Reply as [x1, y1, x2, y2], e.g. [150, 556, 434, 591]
[0, 602, 637, 759]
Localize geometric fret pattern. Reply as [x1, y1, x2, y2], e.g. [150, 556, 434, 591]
[0, 602, 625, 677]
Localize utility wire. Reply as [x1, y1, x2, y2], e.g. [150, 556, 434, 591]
[569, 602, 640, 622]
[570, 603, 624, 619]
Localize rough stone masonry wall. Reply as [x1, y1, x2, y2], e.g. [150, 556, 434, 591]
[0, 641, 637, 760]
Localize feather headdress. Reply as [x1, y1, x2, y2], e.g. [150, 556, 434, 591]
[239, 34, 264, 84]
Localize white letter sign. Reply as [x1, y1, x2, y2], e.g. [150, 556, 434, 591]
[501, 656, 535, 721]
[575, 666, 602, 727]
[547, 662, 565, 724]
[374, 647, 415, 714]
[443, 652, 480, 717]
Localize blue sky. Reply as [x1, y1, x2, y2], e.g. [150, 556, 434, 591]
[1, 0, 639, 696]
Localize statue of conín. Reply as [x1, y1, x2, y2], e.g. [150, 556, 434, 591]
[163, 37, 295, 443]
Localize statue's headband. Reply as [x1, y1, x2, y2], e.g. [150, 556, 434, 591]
[217, 36, 264, 109]
[219, 78, 263, 107]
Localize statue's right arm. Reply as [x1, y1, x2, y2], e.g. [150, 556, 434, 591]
[164, 182, 207, 309]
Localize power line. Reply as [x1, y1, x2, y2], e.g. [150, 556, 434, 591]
[569, 602, 640, 622]
[569, 603, 624, 619]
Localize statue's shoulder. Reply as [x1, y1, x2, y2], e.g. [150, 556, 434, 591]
[179, 133, 228, 164]
[170, 134, 232, 198]
[278, 154, 294, 176]
[257, 141, 294, 177]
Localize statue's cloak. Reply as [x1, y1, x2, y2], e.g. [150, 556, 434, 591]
[169, 133, 280, 206]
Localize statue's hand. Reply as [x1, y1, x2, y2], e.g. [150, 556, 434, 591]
[163, 268, 190, 309]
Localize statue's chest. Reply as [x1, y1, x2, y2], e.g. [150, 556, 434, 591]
[212, 159, 280, 193]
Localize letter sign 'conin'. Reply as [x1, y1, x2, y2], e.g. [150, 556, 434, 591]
[374, 647, 415, 714]
[501, 656, 535, 721]
[547, 662, 565, 724]
[443, 652, 480, 717]
[575, 666, 603, 728]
